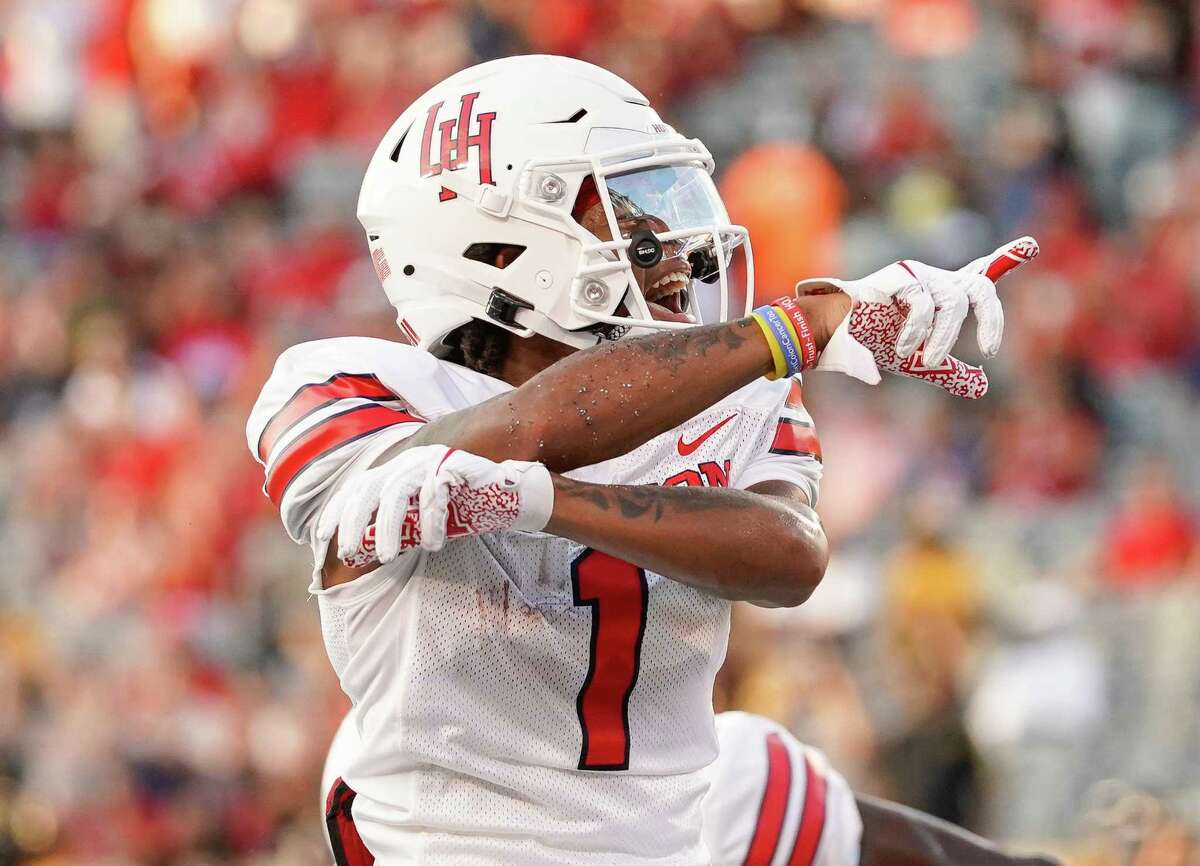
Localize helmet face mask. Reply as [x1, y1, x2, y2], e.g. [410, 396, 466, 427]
[561, 148, 754, 333]
[357, 56, 753, 356]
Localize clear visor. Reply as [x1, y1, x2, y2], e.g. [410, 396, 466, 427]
[579, 164, 752, 328]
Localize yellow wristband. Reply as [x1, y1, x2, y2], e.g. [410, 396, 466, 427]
[751, 311, 788, 381]
[772, 303, 804, 363]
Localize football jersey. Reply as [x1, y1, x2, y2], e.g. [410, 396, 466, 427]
[704, 712, 862, 866]
[248, 337, 822, 865]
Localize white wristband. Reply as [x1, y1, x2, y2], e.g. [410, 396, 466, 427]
[508, 461, 555, 532]
[794, 276, 882, 386]
[815, 314, 881, 385]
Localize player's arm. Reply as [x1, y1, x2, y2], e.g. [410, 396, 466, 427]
[856, 795, 1062, 866]
[546, 476, 826, 607]
[317, 301, 841, 587]
[324, 361, 830, 605]
[394, 296, 847, 473]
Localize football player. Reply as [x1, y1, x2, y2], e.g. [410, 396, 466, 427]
[248, 55, 1035, 865]
[321, 710, 1061, 866]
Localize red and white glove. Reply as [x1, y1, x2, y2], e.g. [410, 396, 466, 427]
[316, 445, 554, 565]
[797, 237, 1039, 398]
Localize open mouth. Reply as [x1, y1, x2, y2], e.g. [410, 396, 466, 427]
[644, 269, 692, 323]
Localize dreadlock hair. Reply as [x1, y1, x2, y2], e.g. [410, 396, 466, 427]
[441, 319, 512, 378]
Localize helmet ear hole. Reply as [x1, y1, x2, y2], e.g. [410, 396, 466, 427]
[463, 243, 526, 269]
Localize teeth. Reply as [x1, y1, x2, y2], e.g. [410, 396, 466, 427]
[651, 271, 688, 289]
[648, 270, 689, 298]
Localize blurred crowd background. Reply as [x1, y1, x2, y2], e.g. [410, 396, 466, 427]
[1, 0, 1198, 863]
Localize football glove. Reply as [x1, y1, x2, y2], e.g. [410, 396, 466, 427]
[316, 445, 554, 565]
[799, 236, 1039, 398]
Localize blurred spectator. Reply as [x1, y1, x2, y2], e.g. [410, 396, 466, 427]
[988, 369, 1103, 501]
[1101, 455, 1197, 592]
[875, 494, 981, 823]
[720, 142, 845, 294]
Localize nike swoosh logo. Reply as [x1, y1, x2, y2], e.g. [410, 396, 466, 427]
[677, 413, 738, 457]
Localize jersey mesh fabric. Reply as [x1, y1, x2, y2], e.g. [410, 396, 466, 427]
[251, 338, 823, 865]
[321, 601, 352, 677]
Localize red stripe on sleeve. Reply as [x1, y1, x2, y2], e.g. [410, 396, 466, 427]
[785, 378, 804, 411]
[741, 732, 793, 866]
[785, 753, 828, 866]
[258, 373, 410, 463]
[769, 419, 822, 461]
[264, 404, 418, 505]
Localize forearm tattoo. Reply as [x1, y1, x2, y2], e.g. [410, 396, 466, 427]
[596, 316, 758, 375]
[556, 476, 755, 523]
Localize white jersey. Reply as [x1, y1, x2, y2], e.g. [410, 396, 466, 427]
[704, 712, 861, 866]
[248, 337, 822, 865]
[322, 710, 861, 866]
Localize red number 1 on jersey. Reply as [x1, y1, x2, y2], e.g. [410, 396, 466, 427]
[571, 550, 649, 771]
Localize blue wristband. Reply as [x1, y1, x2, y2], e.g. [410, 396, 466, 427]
[754, 304, 802, 378]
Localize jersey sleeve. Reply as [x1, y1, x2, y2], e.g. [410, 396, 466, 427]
[246, 338, 437, 544]
[735, 377, 823, 507]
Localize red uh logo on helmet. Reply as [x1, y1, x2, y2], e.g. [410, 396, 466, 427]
[420, 92, 496, 202]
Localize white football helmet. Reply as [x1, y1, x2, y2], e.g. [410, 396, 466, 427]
[357, 54, 753, 353]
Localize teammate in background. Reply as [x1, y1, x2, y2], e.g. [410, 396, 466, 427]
[322, 710, 1062, 866]
[249, 54, 1035, 865]
[706, 712, 1060, 866]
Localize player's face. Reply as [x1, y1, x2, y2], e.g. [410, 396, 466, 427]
[577, 204, 694, 323]
[574, 165, 747, 327]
